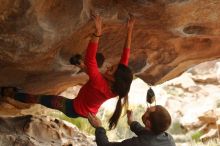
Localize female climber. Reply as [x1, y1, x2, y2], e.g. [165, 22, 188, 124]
[1, 14, 135, 130]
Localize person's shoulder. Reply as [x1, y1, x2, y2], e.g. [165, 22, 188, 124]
[165, 132, 174, 138]
[163, 132, 176, 146]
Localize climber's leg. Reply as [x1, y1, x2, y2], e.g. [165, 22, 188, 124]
[1, 87, 80, 118]
[15, 93, 65, 112]
[64, 98, 81, 118]
[15, 93, 80, 118]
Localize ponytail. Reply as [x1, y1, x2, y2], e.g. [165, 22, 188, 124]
[109, 64, 132, 130]
[109, 95, 129, 130]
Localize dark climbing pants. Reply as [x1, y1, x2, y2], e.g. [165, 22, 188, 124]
[14, 93, 80, 118]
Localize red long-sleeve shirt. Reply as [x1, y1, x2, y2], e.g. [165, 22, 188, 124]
[73, 42, 130, 117]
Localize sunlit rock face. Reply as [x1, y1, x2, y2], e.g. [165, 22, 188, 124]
[0, 0, 220, 93]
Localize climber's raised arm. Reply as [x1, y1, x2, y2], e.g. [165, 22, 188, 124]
[84, 14, 102, 78]
[90, 14, 102, 43]
[120, 15, 135, 66]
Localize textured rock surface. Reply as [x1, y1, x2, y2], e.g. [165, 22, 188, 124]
[0, 0, 220, 93]
[0, 100, 95, 146]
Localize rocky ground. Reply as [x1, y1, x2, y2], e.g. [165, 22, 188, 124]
[0, 99, 95, 146]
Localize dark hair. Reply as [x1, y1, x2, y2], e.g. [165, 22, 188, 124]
[70, 53, 105, 68]
[109, 64, 133, 129]
[96, 53, 105, 68]
[149, 105, 172, 134]
[69, 54, 82, 65]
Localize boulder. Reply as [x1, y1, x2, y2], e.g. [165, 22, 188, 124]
[0, 0, 220, 94]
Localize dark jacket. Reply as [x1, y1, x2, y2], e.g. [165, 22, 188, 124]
[95, 121, 176, 146]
